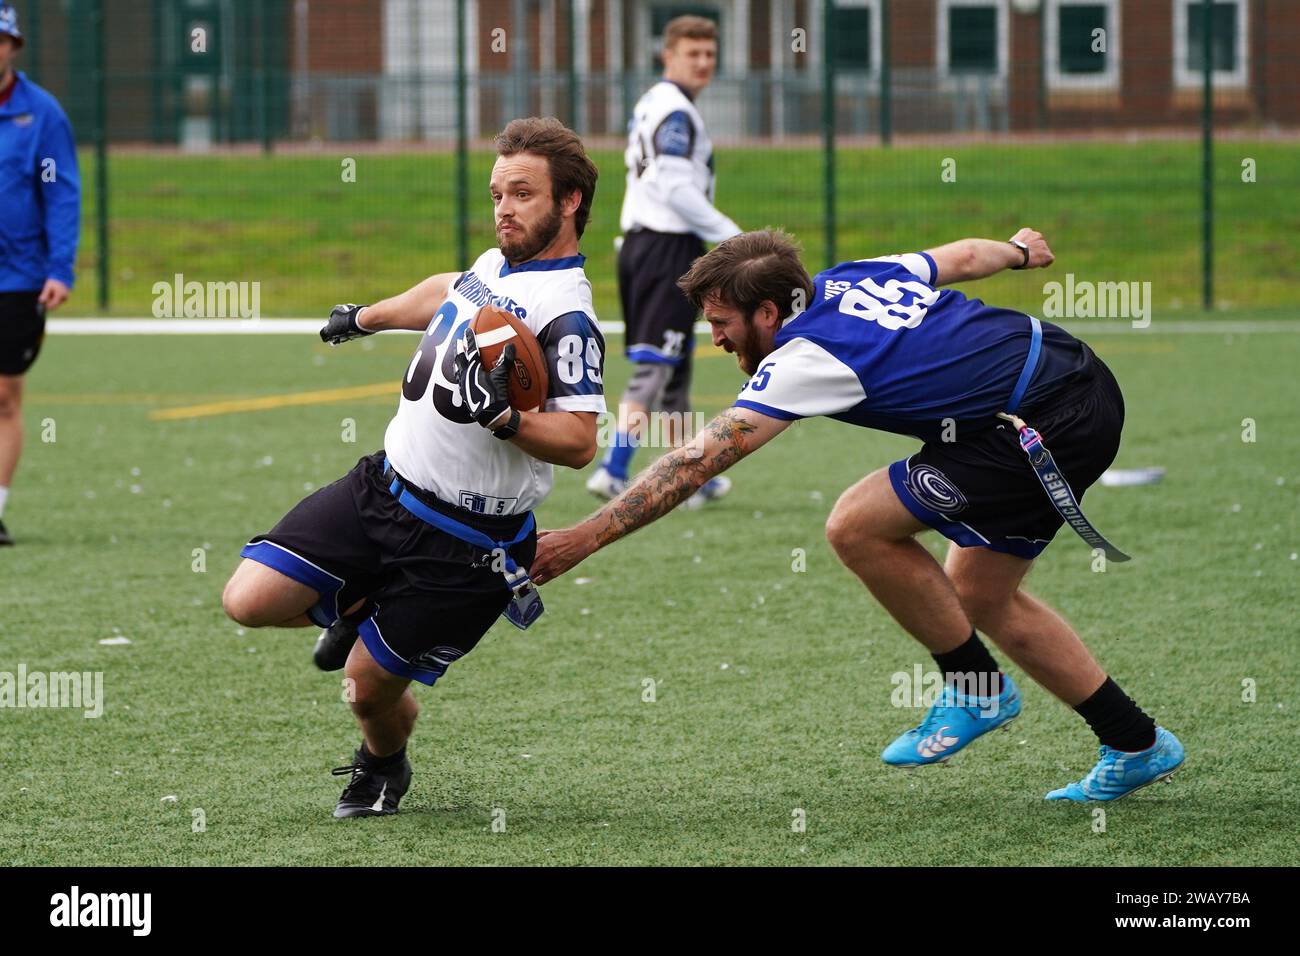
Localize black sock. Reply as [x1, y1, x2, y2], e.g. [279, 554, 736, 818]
[932, 631, 1001, 697]
[360, 742, 406, 770]
[1075, 678, 1156, 752]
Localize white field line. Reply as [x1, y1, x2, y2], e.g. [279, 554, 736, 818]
[46, 318, 1300, 336]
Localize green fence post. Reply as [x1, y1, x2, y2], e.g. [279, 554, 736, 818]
[567, 0, 578, 130]
[880, 0, 891, 147]
[823, 0, 837, 268]
[93, 0, 109, 312]
[456, 0, 469, 269]
[1200, 0, 1214, 311]
[1037, 4, 1047, 129]
[258, 0, 273, 155]
[26, 0, 40, 82]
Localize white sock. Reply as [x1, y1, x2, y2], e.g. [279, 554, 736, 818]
[0, 486, 8, 519]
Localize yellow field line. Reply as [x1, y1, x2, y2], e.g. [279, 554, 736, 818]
[34, 392, 259, 405]
[149, 382, 396, 421]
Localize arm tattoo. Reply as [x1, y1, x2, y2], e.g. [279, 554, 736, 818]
[590, 409, 758, 547]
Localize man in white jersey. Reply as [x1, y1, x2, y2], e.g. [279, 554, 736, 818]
[586, 14, 740, 506]
[221, 118, 605, 818]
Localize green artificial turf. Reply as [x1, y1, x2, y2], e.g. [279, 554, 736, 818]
[64, 140, 1300, 319]
[1, 324, 1296, 865]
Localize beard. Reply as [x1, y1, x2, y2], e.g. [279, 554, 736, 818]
[497, 202, 564, 264]
[733, 323, 766, 376]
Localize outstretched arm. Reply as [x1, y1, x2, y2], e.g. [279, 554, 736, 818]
[357, 271, 463, 331]
[925, 228, 1054, 286]
[530, 406, 791, 584]
[321, 271, 464, 344]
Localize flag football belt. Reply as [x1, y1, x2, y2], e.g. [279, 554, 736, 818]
[1000, 317, 1131, 563]
[382, 459, 544, 629]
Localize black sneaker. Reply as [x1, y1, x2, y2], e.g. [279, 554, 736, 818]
[313, 617, 359, 671]
[331, 748, 412, 818]
[0, 520, 12, 546]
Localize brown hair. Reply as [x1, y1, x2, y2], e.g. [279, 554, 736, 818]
[678, 230, 814, 321]
[494, 117, 599, 238]
[663, 15, 718, 50]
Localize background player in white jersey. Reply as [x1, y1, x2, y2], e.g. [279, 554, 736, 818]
[586, 15, 741, 507]
[221, 118, 605, 818]
[534, 229, 1184, 803]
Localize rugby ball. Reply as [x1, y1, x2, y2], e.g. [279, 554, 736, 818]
[469, 305, 549, 413]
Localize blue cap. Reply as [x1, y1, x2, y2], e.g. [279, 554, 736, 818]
[0, 4, 23, 47]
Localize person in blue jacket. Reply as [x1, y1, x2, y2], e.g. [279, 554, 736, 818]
[0, 3, 80, 545]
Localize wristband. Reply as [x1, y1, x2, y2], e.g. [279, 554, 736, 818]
[491, 408, 521, 440]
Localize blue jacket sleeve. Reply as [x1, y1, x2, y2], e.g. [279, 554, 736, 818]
[40, 104, 81, 288]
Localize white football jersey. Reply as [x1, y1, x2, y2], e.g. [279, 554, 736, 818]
[383, 247, 606, 516]
[620, 80, 739, 242]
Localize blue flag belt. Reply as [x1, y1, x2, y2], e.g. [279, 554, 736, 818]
[382, 458, 544, 628]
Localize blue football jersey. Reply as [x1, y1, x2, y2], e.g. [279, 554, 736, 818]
[733, 253, 1089, 441]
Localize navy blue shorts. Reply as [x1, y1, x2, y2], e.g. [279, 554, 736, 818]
[889, 355, 1125, 560]
[240, 452, 535, 685]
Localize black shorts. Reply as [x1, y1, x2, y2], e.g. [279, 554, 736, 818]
[0, 292, 46, 376]
[239, 451, 536, 685]
[889, 352, 1125, 559]
[618, 229, 705, 366]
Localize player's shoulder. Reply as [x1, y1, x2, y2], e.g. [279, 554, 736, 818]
[505, 255, 598, 335]
[640, 80, 699, 121]
[770, 298, 878, 373]
[13, 73, 70, 123]
[771, 317, 849, 363]
[736, 327, 866, 420]
[814, 253, 938, 297]
[469, 246, 505, 274]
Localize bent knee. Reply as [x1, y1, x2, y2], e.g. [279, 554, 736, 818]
[824, 510, 860, 556]
[221, 578, 271, 627]
[825, 506, 888, 558]
[825, 469, 906, 554]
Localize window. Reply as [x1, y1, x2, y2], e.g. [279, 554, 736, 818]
[937, 0, 1008, 80]
[950, 7, 997, 72]
[832, 0, 883, 72]
[1173, 0, 1249, 88]
[1046, 0, 1120, 91]
[831, 0, 881, 74]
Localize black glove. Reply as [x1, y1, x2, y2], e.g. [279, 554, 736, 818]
[454, 328, 517, 436]
[320, 304, 372, 345]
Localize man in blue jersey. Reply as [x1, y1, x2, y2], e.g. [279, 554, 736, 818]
[532, 228, 1184, 802]
[0, 3, 81, 546]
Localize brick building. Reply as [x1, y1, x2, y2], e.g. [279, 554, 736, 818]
[15, 0, 1299, 144]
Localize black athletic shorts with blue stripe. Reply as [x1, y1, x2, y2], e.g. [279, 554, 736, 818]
[239, 451, 536, 685]
[889, 348, 1125, 560]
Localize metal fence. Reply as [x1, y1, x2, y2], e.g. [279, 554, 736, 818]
[12, 0, 1299, 318]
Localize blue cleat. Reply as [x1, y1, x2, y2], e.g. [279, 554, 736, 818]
[881, 673, 1021, 767]
[1045, 726, 1185, 802]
